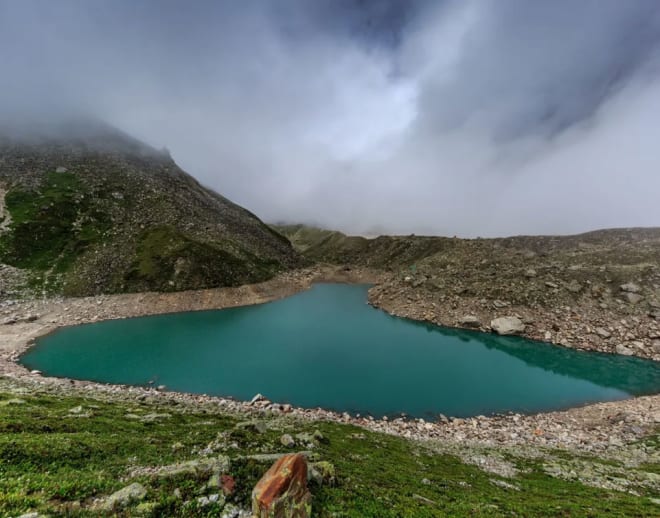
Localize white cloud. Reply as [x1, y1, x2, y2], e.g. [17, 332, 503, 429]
[1, 0, 659, 237]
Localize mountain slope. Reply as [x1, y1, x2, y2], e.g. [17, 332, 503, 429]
[0, 121, 302, 296]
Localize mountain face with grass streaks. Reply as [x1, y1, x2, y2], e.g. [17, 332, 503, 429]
[0, 121, 302, 296]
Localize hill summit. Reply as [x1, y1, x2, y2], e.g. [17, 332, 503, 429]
[0, 120, 301, 296]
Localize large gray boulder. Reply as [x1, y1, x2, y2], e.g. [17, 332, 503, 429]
[490, 316, 525, 336]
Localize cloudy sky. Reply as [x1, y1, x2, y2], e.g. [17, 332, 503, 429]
[1, 0, 660, 237]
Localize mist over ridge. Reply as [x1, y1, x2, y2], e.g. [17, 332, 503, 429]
[1, 0, 660, 237]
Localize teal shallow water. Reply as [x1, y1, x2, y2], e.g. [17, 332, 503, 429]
[21, 284, 660, 418]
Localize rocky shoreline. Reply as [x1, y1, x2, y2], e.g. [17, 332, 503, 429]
[1, 265, 658, 460]
[367, 273, 660, 361]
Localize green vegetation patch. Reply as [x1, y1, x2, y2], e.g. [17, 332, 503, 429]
[125, 225, 282, 292]
[0, 383, 658, 517]
[0, 171, 111, 275]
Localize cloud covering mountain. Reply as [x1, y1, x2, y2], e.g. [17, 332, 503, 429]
[1, 0, 659, 236]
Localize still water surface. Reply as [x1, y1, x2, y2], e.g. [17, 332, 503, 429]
[21, 284, 660, 418]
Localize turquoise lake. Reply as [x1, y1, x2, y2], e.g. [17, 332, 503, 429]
[21, 283, 660, 418]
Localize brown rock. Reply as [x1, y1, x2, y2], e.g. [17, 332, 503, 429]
[252, 453, 312, 518]
[221, 474, 235, 495]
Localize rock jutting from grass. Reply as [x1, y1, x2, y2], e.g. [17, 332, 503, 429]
[252, 453, 312, 518]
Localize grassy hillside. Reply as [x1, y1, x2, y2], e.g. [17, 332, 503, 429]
[0, 122, 302, 296]
[1, 381, 658, 517]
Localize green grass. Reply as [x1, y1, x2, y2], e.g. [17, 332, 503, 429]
[0, 171, 111, 291]
[124, 226, 282, 292]
[0, 383, 658, 517]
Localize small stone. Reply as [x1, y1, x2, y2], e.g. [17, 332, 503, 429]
[459, 315, 481, 328]
[595, 327, 612, 339]
[250, 393, 266, 405]
[524, 268, 537, 278]
[101, 482, 147, 511]
[280, 434, 296, 448]
[236, 421, 267, 434]
[545, 281, 559, 289]
[620, 282, 641, 293]
[623, 292, 644, 304]
[652, 340, 660, 354]
[615, 344, 634, 356]
[422, 478, 431, 485]
[566, 280, 582, 293]
[55, 166, 68, 173]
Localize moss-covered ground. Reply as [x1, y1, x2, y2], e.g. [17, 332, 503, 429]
[1, 383, 658, 517]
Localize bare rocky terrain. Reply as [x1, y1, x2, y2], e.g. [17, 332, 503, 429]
[276, 225, 660, 360]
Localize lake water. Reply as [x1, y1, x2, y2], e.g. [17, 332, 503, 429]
[21, 284, 660, 418]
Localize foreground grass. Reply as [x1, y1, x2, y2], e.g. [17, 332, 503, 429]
[0, 386, 658, 517]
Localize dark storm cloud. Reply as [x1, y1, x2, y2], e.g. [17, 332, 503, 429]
[1, 0, 659, 236]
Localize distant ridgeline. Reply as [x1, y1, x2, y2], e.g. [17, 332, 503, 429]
[0, 120, 301, 296]
[272, 224, 660, 310]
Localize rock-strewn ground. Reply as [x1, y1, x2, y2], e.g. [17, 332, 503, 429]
[368, 275, 660, 360]
[1, 265, 658, 454]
